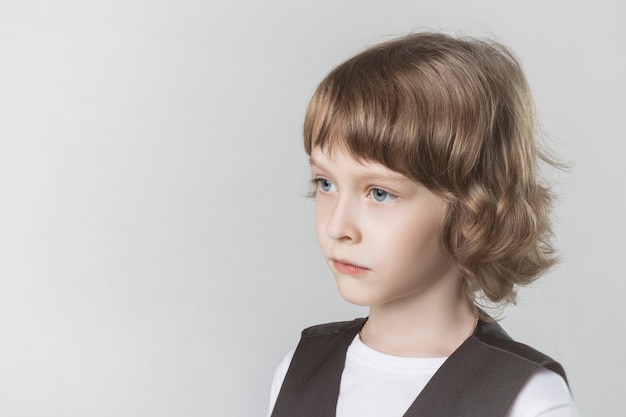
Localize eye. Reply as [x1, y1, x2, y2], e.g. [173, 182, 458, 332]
[315, 178, 336, 193]
[369, 188, 396, 203]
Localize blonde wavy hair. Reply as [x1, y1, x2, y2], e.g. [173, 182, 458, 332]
[303, 32, 558, 304]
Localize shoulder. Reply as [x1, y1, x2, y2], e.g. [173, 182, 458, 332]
[508, 368, 579, 417]
[472, 319, 567, 383]
[301, 318, 366, 338]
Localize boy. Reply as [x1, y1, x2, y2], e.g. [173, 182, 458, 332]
[267, 32, 577, 417]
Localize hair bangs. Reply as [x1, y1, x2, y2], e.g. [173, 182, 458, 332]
[303, 54, 432, 184]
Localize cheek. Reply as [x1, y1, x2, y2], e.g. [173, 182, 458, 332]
[373, 214, 444, 263]
[314, 198, 330, 238]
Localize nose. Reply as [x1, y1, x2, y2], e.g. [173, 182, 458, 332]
[324, 195, 361, 242]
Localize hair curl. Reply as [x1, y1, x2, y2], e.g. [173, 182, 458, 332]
[303, 32, 558, 304]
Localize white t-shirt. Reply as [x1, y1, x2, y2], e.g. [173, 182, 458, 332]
[267, 335, 578, 417]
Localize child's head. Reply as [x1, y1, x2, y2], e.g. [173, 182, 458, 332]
[304, 32, 557, 305]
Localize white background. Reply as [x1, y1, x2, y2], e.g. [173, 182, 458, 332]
[0, 1, 624, 416]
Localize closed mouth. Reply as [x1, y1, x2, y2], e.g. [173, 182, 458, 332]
[331, 259, 370, 274]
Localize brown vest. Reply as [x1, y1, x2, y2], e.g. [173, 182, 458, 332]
[270, 317, 567, 417]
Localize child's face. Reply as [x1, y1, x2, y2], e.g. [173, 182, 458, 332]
[310, 146, 458, 308]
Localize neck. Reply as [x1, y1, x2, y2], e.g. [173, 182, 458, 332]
[361, 287, 476, 358]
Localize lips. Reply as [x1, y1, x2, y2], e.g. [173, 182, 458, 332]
[331, 259, 370, 275]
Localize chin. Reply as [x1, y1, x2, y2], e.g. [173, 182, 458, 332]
[336, 281, 377, 307]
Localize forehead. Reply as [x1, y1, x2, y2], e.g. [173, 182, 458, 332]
[309, 146, 410, 181]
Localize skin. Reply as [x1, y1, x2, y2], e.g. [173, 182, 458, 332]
[310, 146, 476, 357]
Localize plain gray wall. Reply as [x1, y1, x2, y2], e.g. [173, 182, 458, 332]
[0, 1, 624, 416]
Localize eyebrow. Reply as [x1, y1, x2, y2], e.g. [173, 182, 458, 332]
[308, 156, 321, 168]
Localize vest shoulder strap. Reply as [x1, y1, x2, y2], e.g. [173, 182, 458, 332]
[472, 319, 567, 383]
[300, 318, 366, 337]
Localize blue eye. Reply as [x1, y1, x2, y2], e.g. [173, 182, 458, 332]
[370, 188, 396, 203]
[317, 178, 336, 192]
